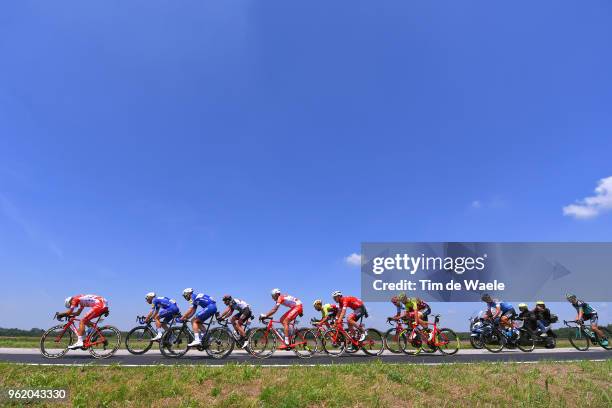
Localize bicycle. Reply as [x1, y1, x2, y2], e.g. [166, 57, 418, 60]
[481, 317, 534, 353]
[248, 317, 317, 359]
[321, 316, 384, 357]
[125, 314, 180, 355]
[399, 314, 459, 355]
[217, 314, 254, 352]
[384, 317, 410, 353]
[304, 317, 338, 354]
[160, 313, 233, 359]
[40, 311, 121, 359]
[564, 320, 611, 351]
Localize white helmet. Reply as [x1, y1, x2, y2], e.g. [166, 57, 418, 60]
[332, 290, 342, 298]
[271, 288, 281, 296]
[182, 288, 194, 300]
[313, 299, 322, 307]
[64, 297, 72, 308]
[145, 292, 156, 301]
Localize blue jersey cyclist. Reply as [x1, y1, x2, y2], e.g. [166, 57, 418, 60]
[180, 288, 217, 347]
[481, 293, 515, 329]
[144, 293, 180, 341]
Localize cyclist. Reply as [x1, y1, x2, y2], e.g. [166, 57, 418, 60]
[144, 292, 180, 341]
[312, 299, 338, 327]
[332, 291, 367, 341]
[517, 303, 538, 333]
[481, 293, 515, 329]
[566, 293, 608, 346]
[179, 288, 217, 347]
[260, 289, 303, 348]
[533, 300, 553, 337]
[218, 295, 252, 348]
[397, 293, 430, 329]
[389, 295, 405, 321]
[58, 294, 109, 350]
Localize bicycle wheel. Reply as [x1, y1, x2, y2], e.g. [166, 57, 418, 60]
[469, 334, 484, 349]
[482, 328, 505, 353]
[400, 331, 423, 355]
[161, 327, 192, 358]
[125, 326, 154, 355]
[321, 328, 346, 357]
[517, 329, 535, 352]
[298, 328, 320, 353]
[384, 328, 403, 353]
[436, 328, 460, 355]
[361, 328, 384, 356]
[40, 325, 73, 359]
[89, 326, 121, 359]
[568, 327, 590, 351]
[206, 327, 234, 359]
[598, 326, 611, 350]
[293, 329, 317, 359]
[248, 328, 276, 359]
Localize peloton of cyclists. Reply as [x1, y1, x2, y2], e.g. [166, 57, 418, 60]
[144, 292, 180, 341]
[218, 295, 253, 348]
[58, 294, 109, 350]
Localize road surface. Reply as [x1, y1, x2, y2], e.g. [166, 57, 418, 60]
[0, 347, 608, 366]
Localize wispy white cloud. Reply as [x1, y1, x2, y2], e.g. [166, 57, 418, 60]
[563, 176, 612, 219]
[344, 253, 362, 267]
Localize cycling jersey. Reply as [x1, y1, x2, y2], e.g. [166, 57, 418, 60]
[276, 294, 301, 308]
[339, 296, 364, 310]
[70, 294, 107, 309]
[321, 304, 338, 319]
[189, 293, 216, 309]
[228, 298, 250, 313]
[486, 300, 513, 314]
[573, 300, 596, 317]
[151, 296, 178, 311]
[403, 298, 428, 312]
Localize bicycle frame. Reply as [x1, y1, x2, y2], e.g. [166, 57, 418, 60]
[329, 316, 365, 348]
[54, 312, 107, 348]
[260, 318, 306, 347]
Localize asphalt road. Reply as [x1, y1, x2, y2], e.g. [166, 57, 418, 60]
[0, 347, 609, 366]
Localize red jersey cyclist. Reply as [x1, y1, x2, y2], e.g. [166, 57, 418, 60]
[57, 294, 109, 350]
[260, 288, 303, 347]
[332, 291, 368, 340]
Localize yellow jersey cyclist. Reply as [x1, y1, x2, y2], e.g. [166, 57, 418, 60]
[312, 300, 338, 327]
[566, 293, 608, 347]
[397, 293, 431, 329]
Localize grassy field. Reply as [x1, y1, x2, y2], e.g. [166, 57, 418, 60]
[0, 360, 609, 407]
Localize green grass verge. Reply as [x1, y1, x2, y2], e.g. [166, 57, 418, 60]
[0, 360, 610, 407]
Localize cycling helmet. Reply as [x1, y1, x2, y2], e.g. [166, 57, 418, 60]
[145, 292, 155, 301]
[271, 288, 281, 297]
[182, 288, 194, 300]
[536, 300, 545, 306]
[518, 303, 528, 310]
[313, 299, 322, 308]
[332, 290, 342, 298]
[222, 295, 232, 302]
[397, 292, 407, 302]
[565, 293, 576, 301]
[64, 297, 72, 308]
[481, 293, 492, 302]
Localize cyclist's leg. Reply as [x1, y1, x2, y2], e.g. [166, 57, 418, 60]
[589, 315, 605, 339]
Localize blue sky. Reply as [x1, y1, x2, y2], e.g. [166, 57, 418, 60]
[1, 1, 611, 331]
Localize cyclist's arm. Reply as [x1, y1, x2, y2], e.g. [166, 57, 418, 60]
[219, 306, 232, 319]
[492, 305, 501, 318]
[336, 307, 346, 325]
[71, 306, 84, 316]
[263, 304, 280, 318]
[577, 307, 583, 321]
[181, 306, 196, 320]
